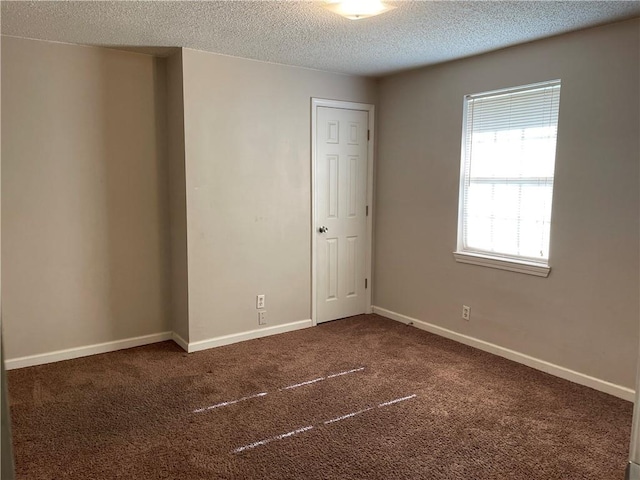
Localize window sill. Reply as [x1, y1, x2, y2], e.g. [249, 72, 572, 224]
[453, 251, 551, 277]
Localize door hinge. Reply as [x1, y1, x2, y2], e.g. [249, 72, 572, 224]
[365, 278, 368, 289]
[366, 205, 369, 216]
[367, 129, 370, 141]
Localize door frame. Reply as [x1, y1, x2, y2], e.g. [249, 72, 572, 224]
[311, 98, 375, 327]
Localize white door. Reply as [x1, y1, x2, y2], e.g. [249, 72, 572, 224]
[315, 106, 369, 324]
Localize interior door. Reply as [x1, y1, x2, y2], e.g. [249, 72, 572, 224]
[316, 106, 369, 324]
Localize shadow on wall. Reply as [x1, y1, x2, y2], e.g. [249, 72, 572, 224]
[98, 52, 171, 342]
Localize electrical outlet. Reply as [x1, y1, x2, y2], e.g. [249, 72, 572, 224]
[256, 294, 265, 309]
[258, 310, 267, 325]
[462, 305, 470, 321]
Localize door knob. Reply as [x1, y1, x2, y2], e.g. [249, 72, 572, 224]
[318, 226, 328, 233]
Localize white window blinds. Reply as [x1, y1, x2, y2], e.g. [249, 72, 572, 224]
[459, 80, 561, 262]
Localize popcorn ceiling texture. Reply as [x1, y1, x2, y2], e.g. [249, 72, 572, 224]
[2, 1, 639, 76]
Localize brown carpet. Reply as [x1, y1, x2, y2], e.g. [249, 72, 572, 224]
[7, 314, 632, 479]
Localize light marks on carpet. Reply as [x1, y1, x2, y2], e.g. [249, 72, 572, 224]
[324, 407, 374, 425]
[193, 367, 365, 413]
[378, 394, 417, 407]
[327, 367, 366, 379]
[324, 394, 418, 425]
[280, 377, 325, 390]
[280, 367, 365, 391]
[193, 392, 268, 413]
[232, 393, 417, 453]
[233, 426, 314, 453]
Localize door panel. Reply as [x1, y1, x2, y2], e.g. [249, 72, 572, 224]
[316, 107, 368, 323]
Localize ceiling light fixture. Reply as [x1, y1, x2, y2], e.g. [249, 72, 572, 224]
[323, 0, 396, 20]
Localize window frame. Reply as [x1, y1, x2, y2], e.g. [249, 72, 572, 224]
[453, 80, 561, 278]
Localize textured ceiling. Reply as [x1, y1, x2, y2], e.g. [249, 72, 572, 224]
[2, 1, 639, 77]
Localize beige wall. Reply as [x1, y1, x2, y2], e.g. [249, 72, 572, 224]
[1, 37, 171, 359]
[166, 51, 189, 342]
[4, 22, 634, 395]
[181, 49, 377, 342]
[0, 38, 377, 355]
[0, 33, 15, 480]
[374, 19, 640, 388]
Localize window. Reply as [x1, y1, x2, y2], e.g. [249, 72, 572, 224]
[454, 80, 561, 277]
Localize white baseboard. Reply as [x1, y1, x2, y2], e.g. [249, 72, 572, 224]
[372, 306, 634, 402]
[187, 319, 313, 353]
[172, 332, 189, 352]
[4, 320, 313, 369]
[5, 331, 173, 370]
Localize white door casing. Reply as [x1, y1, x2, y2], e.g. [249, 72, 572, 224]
[312, 99, 374, 325]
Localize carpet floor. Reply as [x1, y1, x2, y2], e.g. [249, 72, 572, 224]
[8, 314, 632, 479]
